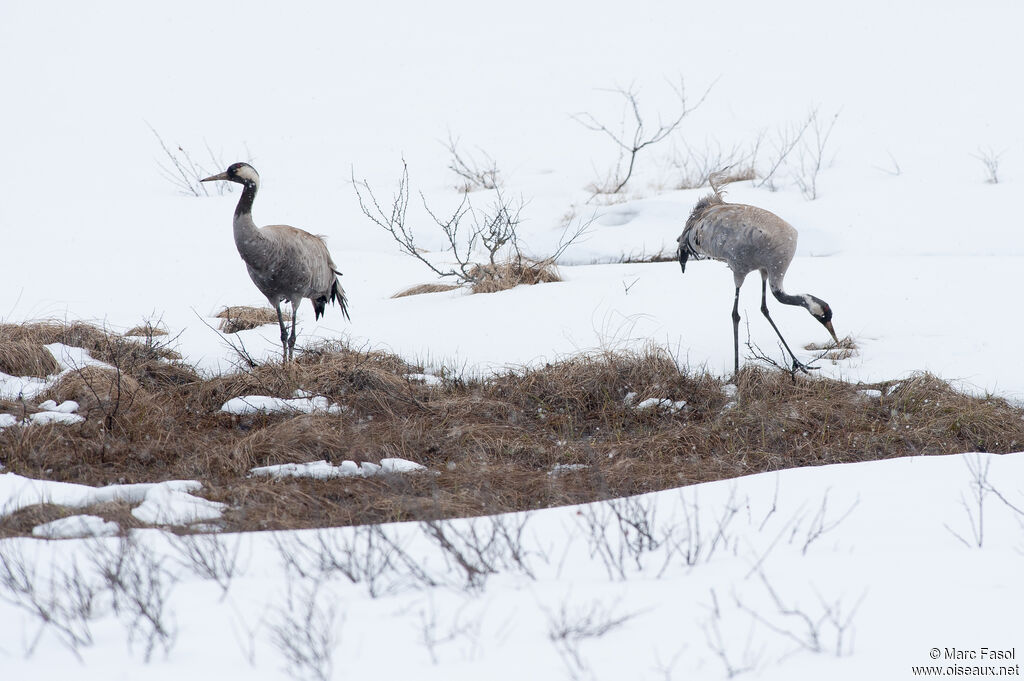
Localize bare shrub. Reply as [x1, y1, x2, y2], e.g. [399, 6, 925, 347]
[945, 454, 992, 548]
[546, 597, 639, 679]
[790, 489, 859, 555]
[420, 513, 537, 591]
[445, 133, 501, 191]
[168, 531, 245, 600]
[971, 146, 1005, 184]
[149, 125, 245, 197]
[0, 539, 99, 658]
[572, 78, 714, 195]
[755, 108, 839, 199]
[735, 568, 864, 658]
[273, 525, 433, 598]
[578, 495, 663, 580]
[269, 578, 340, 681]
[86, 534, 178, 661]
[703, 589, 761, 678]
[674, 137, 761, 190]
[216, 305, 279, 334]
[416, 594, 483, 665]
[353, 161, 589, 293]
[794, 110, 840, 200]
[668, 487, 744, 570]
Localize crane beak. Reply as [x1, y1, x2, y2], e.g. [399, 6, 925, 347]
[824, 321, 839, 345]
[201, 171, 229, 183]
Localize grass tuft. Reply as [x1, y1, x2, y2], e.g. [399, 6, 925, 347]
[391, 283, 462, 299]
[216, 306, 279, 334]
[0, 340, 59, 377]
[469, 259, 561, 294]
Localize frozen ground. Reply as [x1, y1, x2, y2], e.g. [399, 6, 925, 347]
[2, 0, 1023, 678]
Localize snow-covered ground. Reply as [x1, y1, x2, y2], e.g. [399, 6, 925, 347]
[2, 0, 1023, 678]
[1, 453, 1022, 679]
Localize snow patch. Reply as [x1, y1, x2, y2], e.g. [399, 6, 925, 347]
[634, 397, 687, 412]
[0, 474, 221, 527]
[220, 394, 343, 415]
[32, 514, 119, 539]
[0, 400, 84, 430]
[249, 457, 427, 480]
[131, 486, 226, 525]
[406, 373, 443, 386]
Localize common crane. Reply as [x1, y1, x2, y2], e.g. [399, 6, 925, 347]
[202, 162, 350, 362]
[677, 191, 838, 374]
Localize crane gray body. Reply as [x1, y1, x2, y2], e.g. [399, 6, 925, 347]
[677, 192, 837, 374]
[678, 193, 797, 291]
[203, 163, 349, 361]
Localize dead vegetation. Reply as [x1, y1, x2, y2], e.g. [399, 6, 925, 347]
[0, 340, 59, 377]
[392, 283, 462, 299]
[353, 160, 589, 296]
[215, 306, 279, 334]
[2, 322, 1023, 536]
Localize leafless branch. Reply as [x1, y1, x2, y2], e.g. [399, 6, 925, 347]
[794, 110, 840, 200]
[971, 146, 1005, 184]
[573, 77, 715, 195]
[445, 133, 501, 191]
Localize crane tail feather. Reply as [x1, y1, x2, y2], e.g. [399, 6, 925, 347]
[312, 278, 350, 322]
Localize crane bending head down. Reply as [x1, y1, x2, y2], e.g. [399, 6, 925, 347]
[677, 191, 838, 374]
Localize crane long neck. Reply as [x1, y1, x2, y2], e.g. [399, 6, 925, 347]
[232, 180, 262, 252]
[772, 288, 808, 309]
[234, 179, 258, 220]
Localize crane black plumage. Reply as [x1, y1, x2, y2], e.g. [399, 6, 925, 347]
[202, 162, 350, 362]
[677, 189, 838, 374]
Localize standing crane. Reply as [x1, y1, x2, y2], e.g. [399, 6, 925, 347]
[677, 190, 838, 374]
[201, 162, 350, 362]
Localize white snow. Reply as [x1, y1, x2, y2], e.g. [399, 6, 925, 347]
[0, 399, 83, 430]
[220, 394, 343, 415]
[32, 514, 120, 539]
[36, 399, 80, 414]
[0, 474, 221, 527]
[634, 397, 687, 412]
[250, 457, 426, 480]
[130, 485, 226, 525]
[1, 0, 1023, 677]
[407, 373, 443, 386]
[0, 452, 1021, 680]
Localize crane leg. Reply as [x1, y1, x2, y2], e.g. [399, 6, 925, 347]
[732, 286, 741, 375]
[760, 277, 814, 374]
[288, 304, 298, 361]
[275, 302, 289, 363]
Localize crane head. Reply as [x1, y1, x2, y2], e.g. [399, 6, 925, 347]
[201, 162, 259, 188]
[805, 295, 839, 344]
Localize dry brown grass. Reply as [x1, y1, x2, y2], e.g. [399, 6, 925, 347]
[392, 260, 561, 297]
[216, 305, 279, 333]
[469, 259, 561, 294]
[392, 283, 462, 299]
[124, 323, 169, 337]
[805, 335, 858, 351]
[41, 366, 145, 417]
[0, 340, 59, 377]
[2, 323, 1023, 537]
